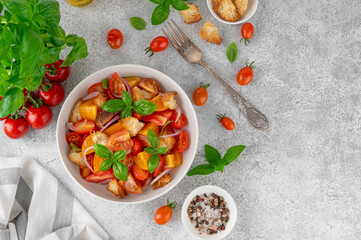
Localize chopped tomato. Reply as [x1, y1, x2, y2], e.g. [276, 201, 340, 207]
[80, 133, 90, 145]
[107, 88, 116, 99]
[81, 134, 94, 155]
[174, 131, 188, 152]
[66, 132, 82, 147]
[132, 164, 149, 181]
[132, 110, 142, 119]
[137, 174, 152, 187]
[170, 112, 188, 129]
[153, 155, 164, 177]
[106, 129, 134, 151]
[124, 173, 142, 193]
[72, 119, 95, 134]
[122, 154, 134, 170]
[88, 82, 105, 94]
[80, 167, 92, 178]
[85, 169, 114, 183]
[142, 109, 174, 126]
[86, 154, 94, 169]
[108, 73, 126, 98]
[131, 139, 143, 156]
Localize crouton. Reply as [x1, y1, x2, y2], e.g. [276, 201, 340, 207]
[233, 0, 248, 17]
[159, 128, 176, 155]
[68, 149, 84, 167]
[180, 4, 202, 24]
[93, 92, 108, 108]
[117, 181, 129, 198]
[199, 21, 223, 45]
[213, 0, 222, 5]
[95, 111, 117, 129]
[106, 179, 127, 198]
[91, 131, 108, 146]
[162, 92, 177, 110]
[152, 173, 171, 190]
[118, 117, 144, 137]
[69, 99, 83, 123]
[213, 0, 240, 22]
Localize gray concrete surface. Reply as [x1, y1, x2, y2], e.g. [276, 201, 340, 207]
[1, 0, 361, 239]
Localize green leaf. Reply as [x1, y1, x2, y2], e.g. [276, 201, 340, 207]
[48, 26, 66, 47]
[147, 154, 160, 173]
[0, 87, 24, 118]
[157, 147, 168, 154]
[130, 17, 147, 30]
[160, 120, 172, 134]
[171, 0, 189, 11]
[70, 142, 81, 152]
[93, 143, 112, 159]
[204, 144, 222, 166]
[122, 90, 133, 106]
[101, 99, 126, 113]
[26, 66, 45, 91]
[65, 34, 78, 46]
[0, 67, 9, 96]
[62, 36, 88, 66]
[144, 147, 157, 155]
[38, 47, 60, 66]
[147, 129, 159, 148]
[20, 29, 43, 78]
[187, 164, 215, 176]
[113, 150, 126, 161]
[113, 161, 128, 181]
[151, 1, 171, 25]
[2, 0, 33, 22]
[226, 42, 238, 64]
[0, 2, 4, 13]
[36, 0, 60, 25]
[102, 78, 108, 89]
[120, 106, 132, 119]
[149, 0, 164, 4]
[133, 99, 157, 116]
[222, 145, 245, 166]
[0, 27, 12, 62]
[99, 158, 113, 172]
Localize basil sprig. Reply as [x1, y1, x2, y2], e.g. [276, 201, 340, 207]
[94, 143, 128, 181]
[144, 129, 168, 173]
[150, 0, 189, 25]
[226, 42, 238, 64]
[101, 90, 157, 118]
[187, 144, 246, 176]
[130, 17, 147, 30]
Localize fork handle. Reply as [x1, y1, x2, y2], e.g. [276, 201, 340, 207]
[199, 59, 269, 130]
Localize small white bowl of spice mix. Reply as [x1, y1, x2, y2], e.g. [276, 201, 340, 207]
[182, 185, 237, 239]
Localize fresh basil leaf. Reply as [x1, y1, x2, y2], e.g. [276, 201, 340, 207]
[187, 164, 215, 176]
[151, 1, 171, 25]
[205, 144, 222, 166]
[4, 10, 12, 22]
[214, 164, 225, 172]
[2, 0, 33, 22]
[26, 66, 45, 91]
[0, 2, 4, 13]
[222, 145, 245, 166]
[20, 29, 43, 78]
[130, 17, 147, 30]
[0, 27, 12, 62]
[36, 0, 60, 25]
[99, 158, 113, 172]
[147, 129, 159, 148]
[120, 106, 132, 119]
[102, 99, 126, 113]
[62, 36, 88, 66]
[122, 90, 133, 106]
[113, 161, 128, 181]
[0, 68, 9, 96]
[102, 78, 108, 89]
[171, 0, 189, 11]
[65, 34, 78, 46]
[48, 26, 66, 47]
[0, 87, 24, 118]
[149, 0, 164, 4]
[160, 120, 172, 134]
[70, 142, 81, 152]
[133, 99, 157, 116]
[113, 150, 126, 161]
[38, 47, 60, 66]
[144, 147, 157, 155]
[157, 147, 168, 154]
[93, 143, 112, 159]
[226, 42, 238, 64]
[147, 154, 160, 173]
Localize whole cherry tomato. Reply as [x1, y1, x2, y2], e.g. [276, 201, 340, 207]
[26, 101, 53, 129]
[45, 60, 70, 82]
[170, 112, 188, 129]
[3, 117, 29, 139]
[217, 114, 235, 131]
[237, 61, 255, 86]
[240, 22, 254, 46]
[193, 82, 210, 106]
[145, 36, 169, 57]
[154, 200, 177, 225]
[38, 82, 65, 107]
[107, 29, 123, 49]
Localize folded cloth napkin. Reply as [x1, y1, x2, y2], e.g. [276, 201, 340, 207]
[0, 157, 110, 240]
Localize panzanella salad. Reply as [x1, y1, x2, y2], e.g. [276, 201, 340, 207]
[66, 73, 189, 198]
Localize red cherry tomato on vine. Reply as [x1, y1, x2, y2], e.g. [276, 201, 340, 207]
[3, 117, 29, 139]
[154, 200, 177, 225]
[26, 103, 53, 129]
[107, 29, 123, 49]
[237, 61, 255, 86]
[240, 22, 254, 46]
[38, 82, 65, 107]
[193, 82, 210, 106]
[145, 36, 169, 56]
[45, 60, 70, 82]
[217, 114, 235, 131]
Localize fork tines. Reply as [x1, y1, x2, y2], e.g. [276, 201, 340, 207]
[162, 20, 192, 52]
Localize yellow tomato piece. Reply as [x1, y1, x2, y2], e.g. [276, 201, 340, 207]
[81, 135, 94, 156]
[150, 94, 168, 112]
[138, 122, 159, 137]
[134, 151, 151, 170]
[93, 154, 105, 173]
[102, 120, 123, 136]
[163, 152, 183, 169]
[123, 76, 141, 88]
[79, 100, 97, 121]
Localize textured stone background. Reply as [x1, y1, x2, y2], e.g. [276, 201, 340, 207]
[1, 0, 361, 239]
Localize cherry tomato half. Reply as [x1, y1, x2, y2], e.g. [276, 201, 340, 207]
[107, 29, 123, 49]
[26, 104, 53, 129]
[217, 114, 235, 130]
[153, 155, 164, 177]
[45, 60, 70, 82]
[170, 112, 188, 129]
[237, 61, 255, 86]
[131, 138, 143, 156]
[193, 83, 210, 106]
[108, 73, 126, 98]
[88, 83, 106, 94]
[154, 200, 177, 225]
[241, 22, 254, 46]
[174, 131, 188, 152]
[106, 129, 134, 151]
[145, 36, 169, 57]
[72, 119, 95, 134]
[132, 164, 149, 181]
[66, 132, 82, 146]
[3, 117, 29, 139]
[124, 173, 142, 193]
[38, 82, 65, 107]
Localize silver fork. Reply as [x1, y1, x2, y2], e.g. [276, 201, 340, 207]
[162, 20, 269, 130]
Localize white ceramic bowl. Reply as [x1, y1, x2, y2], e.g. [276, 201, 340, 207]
[182, 185, 237, 239]
[206, 0, 258, 25]
[56, 64, 199, 204]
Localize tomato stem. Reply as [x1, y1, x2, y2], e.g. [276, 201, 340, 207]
[41, 80, 52, 92]
[240, 38, 250, 46]
[216, 114, 226, 122]
[199, 82, 210, 89]
[166, 199, 177, 209]
[144, 47, 154, 57]
[46, 65, 57, 76]
[246, 61, 255, 69]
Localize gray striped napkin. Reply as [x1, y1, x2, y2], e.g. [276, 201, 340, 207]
[0, 157, 110, 240]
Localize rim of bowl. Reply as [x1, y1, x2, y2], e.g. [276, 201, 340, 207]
[181, 185, 238, 239]
[56, 64, 199, 204]
[206, 0, 258, 25]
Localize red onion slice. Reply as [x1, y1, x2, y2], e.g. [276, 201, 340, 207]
[175, 107, 181, 122]
[150, 168, 171, 186]
[66, 122, 75, 131]
[82, 91, 100, 101]
[126, 149, 131, 154]
[119, 78, 132, 97]
[137, 134, 150, 145]
[160, 129, 182, 138]
[98, 179, 113, 185]
[83, 146, 94, 173]
[100, 114, 121, 132]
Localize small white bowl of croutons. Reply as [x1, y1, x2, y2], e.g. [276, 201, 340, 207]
[207, 0, 258, 24]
